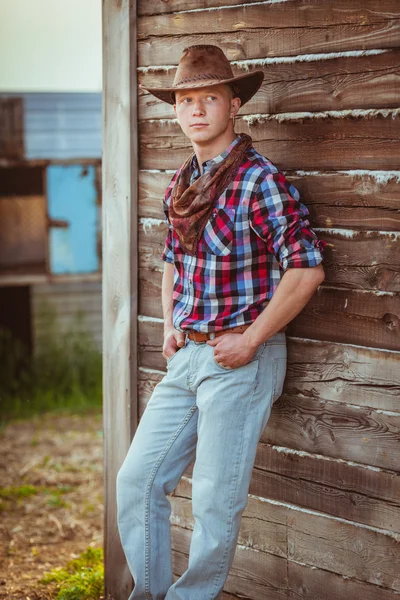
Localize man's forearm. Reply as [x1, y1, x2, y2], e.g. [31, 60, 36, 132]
[243, 264, 325, 349]
[162, 262, 175, 333]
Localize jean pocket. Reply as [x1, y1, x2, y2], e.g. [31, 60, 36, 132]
[212, 341, 264, 370]
[166, 347, 181, 366]
[272, 356, 287, 403]
[202, 207, 235, 256]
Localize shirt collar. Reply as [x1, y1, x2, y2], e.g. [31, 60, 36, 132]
[190, 134, 242, 181]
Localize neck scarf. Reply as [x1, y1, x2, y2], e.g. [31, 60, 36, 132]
[168, 133, 253, 255]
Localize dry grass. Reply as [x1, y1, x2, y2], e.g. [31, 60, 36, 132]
[0, 411, 104, 599]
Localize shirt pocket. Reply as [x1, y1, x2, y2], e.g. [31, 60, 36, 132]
[201, 207, 236, 256]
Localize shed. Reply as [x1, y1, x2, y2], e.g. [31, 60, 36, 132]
[0, 92, 103, 351]
[102, 1, 400, 599]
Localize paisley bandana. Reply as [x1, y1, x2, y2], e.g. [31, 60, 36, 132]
[168, 133, 253, 255]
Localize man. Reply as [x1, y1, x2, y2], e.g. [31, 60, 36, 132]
[117, 45, 326, 600]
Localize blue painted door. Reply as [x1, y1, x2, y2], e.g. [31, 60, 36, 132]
[46, 165, 99, 274]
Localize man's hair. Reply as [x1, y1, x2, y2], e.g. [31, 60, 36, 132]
[172, 82, 240, 104]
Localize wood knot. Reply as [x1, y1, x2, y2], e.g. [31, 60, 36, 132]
[383, 313, 399, 330]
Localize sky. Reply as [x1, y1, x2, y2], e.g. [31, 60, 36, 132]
[0, 0, 102, 92]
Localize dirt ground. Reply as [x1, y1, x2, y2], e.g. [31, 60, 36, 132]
[0, 411, 104, 599]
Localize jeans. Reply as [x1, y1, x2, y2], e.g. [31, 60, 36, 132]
[116, 330, 287, 600]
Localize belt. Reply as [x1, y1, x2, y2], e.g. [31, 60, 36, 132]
[186, 322, 287, 343]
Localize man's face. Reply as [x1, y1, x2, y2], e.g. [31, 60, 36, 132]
[173, 84, 241, 144]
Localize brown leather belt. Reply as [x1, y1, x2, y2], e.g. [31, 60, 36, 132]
[186, 322, 287, 343]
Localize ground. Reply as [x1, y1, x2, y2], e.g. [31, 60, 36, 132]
[0, 411, 104, 600]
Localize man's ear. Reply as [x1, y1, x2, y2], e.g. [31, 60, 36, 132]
[230, 96, 241, 118]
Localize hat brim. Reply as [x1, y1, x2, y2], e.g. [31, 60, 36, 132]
[139, 70, 264, 106]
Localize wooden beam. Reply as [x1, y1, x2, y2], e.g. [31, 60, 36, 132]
[102, 1, 138, 598]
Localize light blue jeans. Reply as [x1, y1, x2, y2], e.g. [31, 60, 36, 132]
[116, 330, 287, 600]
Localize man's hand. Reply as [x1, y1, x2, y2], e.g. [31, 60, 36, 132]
[163, 327, 186, 361]
[206, 333, 258, 369]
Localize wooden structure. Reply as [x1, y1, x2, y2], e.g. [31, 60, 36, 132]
[103, 1, 400, 598]
[0, 94, 102, 352]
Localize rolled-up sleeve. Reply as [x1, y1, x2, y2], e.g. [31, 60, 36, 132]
[249, 171, 327, 270]
[161, 200, 174, 264]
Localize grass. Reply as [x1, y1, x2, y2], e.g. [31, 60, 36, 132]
[0, 302, 102, 425]
[39, 547, 104, 600]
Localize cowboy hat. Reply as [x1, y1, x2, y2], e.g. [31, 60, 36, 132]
[139, 44, 264, 106]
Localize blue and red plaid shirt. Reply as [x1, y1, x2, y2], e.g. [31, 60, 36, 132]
[161, 134, 327, 333]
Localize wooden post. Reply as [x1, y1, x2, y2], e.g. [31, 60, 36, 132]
[102, 1, 138, 598]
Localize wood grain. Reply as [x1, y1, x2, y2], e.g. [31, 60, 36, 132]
[137, 368, 400, 469]
[170, 477, 400, 592]
[102, 1, 137, 598]
[138, 369, 400, 529]
[139, 49, 400, 120]
[138, 0, 400, 31]
[138, 21, 400, 66]
[139, 114, 400, 170]
[139, 170, 400, 232]
[264, 395, 400, 470]
[138, 332, 400, 412]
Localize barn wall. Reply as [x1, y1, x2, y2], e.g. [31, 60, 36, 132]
[31, 280, 102, 352]
[136, 1, 400, 598]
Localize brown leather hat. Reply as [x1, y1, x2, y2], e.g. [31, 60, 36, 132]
[139, 44, 264, 106]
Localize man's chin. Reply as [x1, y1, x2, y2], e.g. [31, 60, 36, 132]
[186, 128, 217, 144]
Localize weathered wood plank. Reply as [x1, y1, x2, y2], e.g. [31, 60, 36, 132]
[137, 363, 400, 470]
[288, 286, 399, 350]
[264, 395, 400, 471]
[139, 49, 400, 119]
[138, 0, 400, 33]
[138, 367, 400, 528]
[285, 338, 400, 412]
[138, 268, 400, 351]
[288, 560, 400, 600]
[171, 476, 400, 591]
[139, 170, 400, 232]
[138, 333, 400, 412]
[138, 0, 250, 15]
[180, 451, 400, 534]
[138, 22, 400, 67]
[139, 220, 400, 293]
[139, 114, 400, 170]
[251, 459, 400, 533]
[141, 358, 400, 471]
[0, 98, 24, 160]
[171, 524, 289, 600]
[102, 0, 137, 598]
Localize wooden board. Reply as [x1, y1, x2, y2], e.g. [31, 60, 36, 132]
[139, 170, 400, 232]
[138, 264, 400, 350]
[170, 477, 400, 592]
[176, 442, 400, 532]
[138, 23, 400, 66]
[138, 0, 400, 33]
[102, 1, 138, 598]
[137, 362, 400, 470]
[139, 49, 400, 120]
[138, 333, 400, 412]
[139, 221, 400, 292]
[264, 395, 400, 471]
[139, 115, 400, 171]
[138, 367, 400, 528]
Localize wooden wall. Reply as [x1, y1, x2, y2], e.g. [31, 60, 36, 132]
[136, 1, 400, 598]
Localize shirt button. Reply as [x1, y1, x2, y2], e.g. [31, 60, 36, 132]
[189, 279, 192, 284]
[183, 311, 189, 315]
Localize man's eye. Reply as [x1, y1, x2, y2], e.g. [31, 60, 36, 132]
[207, 95, 217, 100]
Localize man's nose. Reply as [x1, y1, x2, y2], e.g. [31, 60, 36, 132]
[192, 100, 205, 115]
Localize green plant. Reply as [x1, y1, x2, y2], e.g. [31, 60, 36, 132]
[0, 301, 102, 423]
[39, 546, 104, 600]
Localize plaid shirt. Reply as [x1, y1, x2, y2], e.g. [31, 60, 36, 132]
[161, 134, 327, 333]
